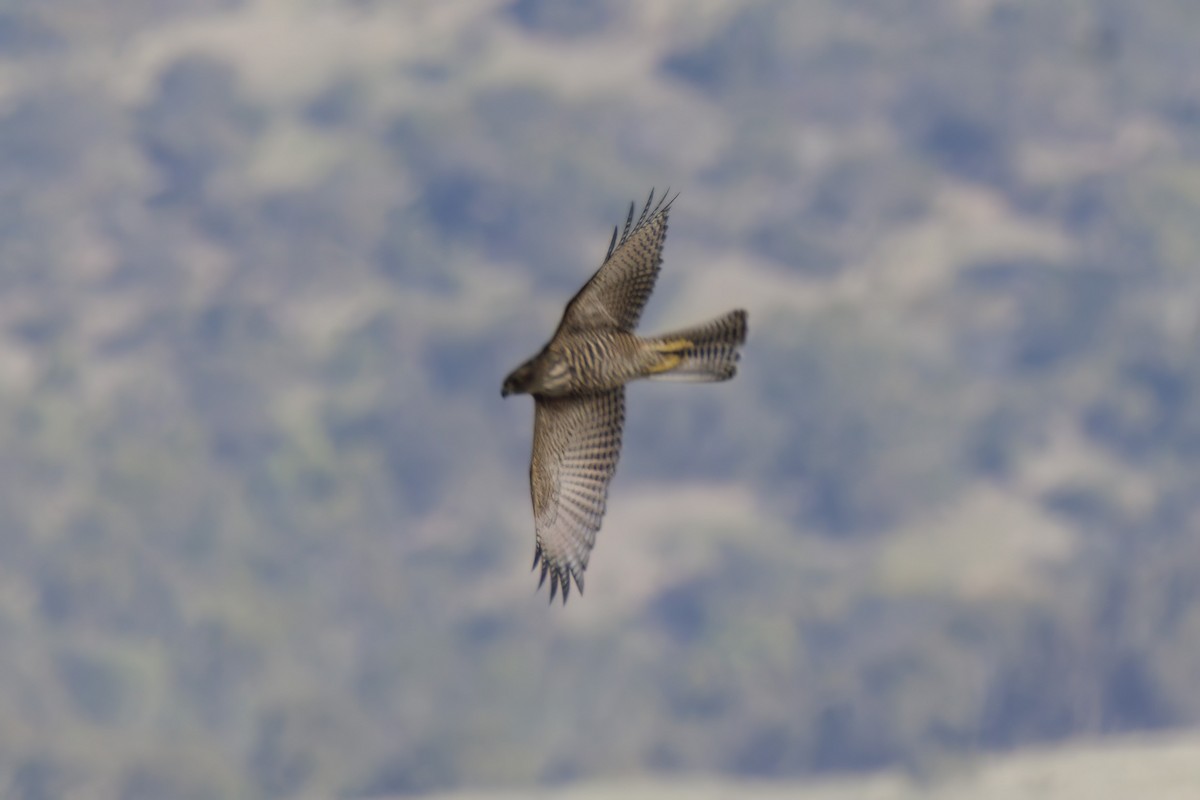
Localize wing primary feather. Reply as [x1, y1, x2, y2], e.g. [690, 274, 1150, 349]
[549, 572, 559, 604]
[605, 225, 618, 260]
[620, 199, 636, 244]
[635, 187, 655, 231]
[538, 561, 549, 589]
[532, 545, 542, 570]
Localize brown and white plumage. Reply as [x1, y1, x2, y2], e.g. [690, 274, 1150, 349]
[502, 190, 747, 603]
[556, 189, 673, 335]
[530, 389, 624, 602]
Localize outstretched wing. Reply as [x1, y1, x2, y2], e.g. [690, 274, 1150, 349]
[529, 389, 625, 603]
[556, 189, 676, 335]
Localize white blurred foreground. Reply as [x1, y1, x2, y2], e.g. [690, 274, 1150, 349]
[416, 732, 1200, 800]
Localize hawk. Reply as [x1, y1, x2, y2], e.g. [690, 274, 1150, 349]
[501, 190, 748, 603]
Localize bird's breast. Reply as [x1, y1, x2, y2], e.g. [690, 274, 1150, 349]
[548, 331, 645, 393]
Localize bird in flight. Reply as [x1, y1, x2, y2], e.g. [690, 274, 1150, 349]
[501, 190, 747, 603]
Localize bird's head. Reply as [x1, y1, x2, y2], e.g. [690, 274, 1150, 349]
[502, 351, 572, 397]
[501, 359, 537, 397]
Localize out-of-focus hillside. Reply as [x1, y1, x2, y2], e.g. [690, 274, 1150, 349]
[2, 0, 1200, 798]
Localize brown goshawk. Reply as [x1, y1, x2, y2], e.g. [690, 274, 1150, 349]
[502, 190, 747, 603]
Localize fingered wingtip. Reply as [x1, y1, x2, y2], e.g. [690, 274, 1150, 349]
[548, 569, 566, 604]
[646, 186, 678, 210]
[532, 558, 584, 606]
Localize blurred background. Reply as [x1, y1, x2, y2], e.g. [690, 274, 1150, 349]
[2, 0, 1200, 798]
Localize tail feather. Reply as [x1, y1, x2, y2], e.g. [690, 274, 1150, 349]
[647, 309, 747, 382]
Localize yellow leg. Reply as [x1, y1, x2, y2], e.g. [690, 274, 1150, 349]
[646, 338, 693, 374]
[647, 353, 683, 374]
[654, 338, 694, 353]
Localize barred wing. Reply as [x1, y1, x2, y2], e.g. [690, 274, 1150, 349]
[556, 190, 675, 335]
[529, 389, 625, 603]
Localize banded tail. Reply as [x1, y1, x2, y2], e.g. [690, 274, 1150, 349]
[646, 309, 747, 382]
